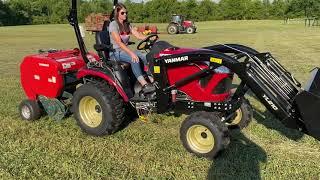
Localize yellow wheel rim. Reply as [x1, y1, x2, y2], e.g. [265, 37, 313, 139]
[186, 125, 215, 154]
[227, 109, 243, 126]
[79, 96, 103, 128]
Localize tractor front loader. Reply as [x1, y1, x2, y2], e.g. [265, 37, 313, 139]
[202, 44, 320, 140]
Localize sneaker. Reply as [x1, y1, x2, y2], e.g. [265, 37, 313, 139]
[141, 83, 156, 94]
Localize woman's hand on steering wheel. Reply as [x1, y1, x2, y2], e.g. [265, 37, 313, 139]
[137, 34, 159, 50]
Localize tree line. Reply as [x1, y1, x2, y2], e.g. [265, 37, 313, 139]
[1, 0, 320, 26]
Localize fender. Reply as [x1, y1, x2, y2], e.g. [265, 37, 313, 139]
[77, 68, 129, 102]
[203, 44, 259, 55]
[156, 49, 246, 75]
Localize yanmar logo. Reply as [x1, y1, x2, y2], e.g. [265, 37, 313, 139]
[164, 56, 189, 63]
[263, 94, 279, 111]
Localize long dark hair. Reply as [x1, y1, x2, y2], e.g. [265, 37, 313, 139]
[113, 3, 130, 34]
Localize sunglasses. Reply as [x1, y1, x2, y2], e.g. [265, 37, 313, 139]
[120, 11, 128, 15]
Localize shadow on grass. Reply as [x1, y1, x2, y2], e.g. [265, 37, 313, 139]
[207, 130, 267, 180]
[253, 108, 304, 141]
[244, 88, 304, 141]
[116, 104, 139, 132]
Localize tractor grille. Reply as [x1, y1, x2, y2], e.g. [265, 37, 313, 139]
[246, 53, 300, 109]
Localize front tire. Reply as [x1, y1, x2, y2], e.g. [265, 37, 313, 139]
[180, 112, 230, 159]
[72, 81, 125, 136]
[186, 27, 195, 34]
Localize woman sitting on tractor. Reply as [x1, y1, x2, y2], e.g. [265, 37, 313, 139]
[109, 3, 155, 93]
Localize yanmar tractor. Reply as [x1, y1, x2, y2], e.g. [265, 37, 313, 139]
[19, 0, 320, 159]
[167, 14, 197, 35]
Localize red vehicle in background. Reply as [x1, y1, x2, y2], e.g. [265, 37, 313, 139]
[136, 24, 158, 35]
[167, 14, 197, 34]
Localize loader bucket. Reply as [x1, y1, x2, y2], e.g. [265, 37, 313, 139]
[294, 68, 320, 140]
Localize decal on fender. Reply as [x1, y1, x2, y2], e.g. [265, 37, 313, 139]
[39, 63, 49, 67]
[210, 57, 222, 64]
[62, 62, 76, 69]
[154, 66, 160, 74]
[164, 56, 189, 63]
[48, 76, 56, 83]
[56, 57, 77, 62]
[159, 53, 170, 57]
[34, 75, 40, 80]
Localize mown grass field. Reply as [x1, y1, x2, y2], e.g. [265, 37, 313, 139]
[0, 20, 319, 179]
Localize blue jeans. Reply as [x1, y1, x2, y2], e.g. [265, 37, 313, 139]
[110, 50, 149, 79]
[214, 66, 230, 73]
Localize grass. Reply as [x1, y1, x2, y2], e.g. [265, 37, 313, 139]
[0, 20, 320, 179]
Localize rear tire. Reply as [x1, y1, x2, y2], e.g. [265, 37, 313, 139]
[19, 99, 41, 121]
[167, 24, 178, 35]
[72, 81, 125, 136]
[180, 112, 230, 159]
[226, 98, 253, 129]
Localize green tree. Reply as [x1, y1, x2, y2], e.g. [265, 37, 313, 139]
[270, 0, 288, 19]
[0, 1, 14, 26]
[5, 0, 317, 25]
[196, 0, 219, 21]
[182, 0, 199, 21]
[219, 0, 250, 20]
[7, 0, 33, 25]
[144, 0, 181, 23]
[286, 0, 319, 17]
[246, 0, 265, 20]
[124, 0, 145, 23]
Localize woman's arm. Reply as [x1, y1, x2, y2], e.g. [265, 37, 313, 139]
[131, 27, 147, 40]
[110, 31, 139, 62]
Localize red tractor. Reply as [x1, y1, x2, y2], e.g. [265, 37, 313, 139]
[19, 0, 320, 159]
[167, 14, 197, 35]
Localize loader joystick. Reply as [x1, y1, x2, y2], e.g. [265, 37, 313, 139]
[137, 34, 159, 50]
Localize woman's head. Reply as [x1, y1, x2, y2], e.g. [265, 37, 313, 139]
[115, 3, 128, 22]
[114, 3, 130, 33]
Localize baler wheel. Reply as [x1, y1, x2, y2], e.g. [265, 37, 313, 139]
[19, 99, 42, 121]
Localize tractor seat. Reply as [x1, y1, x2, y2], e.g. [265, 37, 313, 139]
[94, 30, 130, 68]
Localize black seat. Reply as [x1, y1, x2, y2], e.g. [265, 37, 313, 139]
[95, 30, 112, 60]
[94, 21, 130, 68]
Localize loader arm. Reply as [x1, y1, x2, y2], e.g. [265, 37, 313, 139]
[153, 48, 320, 140]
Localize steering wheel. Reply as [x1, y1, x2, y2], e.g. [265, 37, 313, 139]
[137, 34, 159, 50]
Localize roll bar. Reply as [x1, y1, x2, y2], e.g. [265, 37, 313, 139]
[68, 0, 118, 63]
